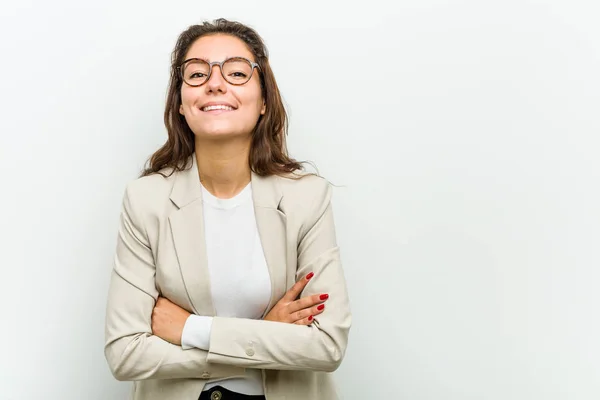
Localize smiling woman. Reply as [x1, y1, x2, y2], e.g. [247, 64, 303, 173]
[178, 37, 265, 144]
[141, 19, 301, 179]
[103, 18, 352, 400]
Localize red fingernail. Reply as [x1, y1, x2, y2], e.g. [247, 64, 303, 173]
[317, 304, 325, 311]
[320, 294, 329, 301]
[306, 272, 314, 280]
[308, 315, 313, 321]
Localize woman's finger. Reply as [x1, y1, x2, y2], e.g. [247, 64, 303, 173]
[293, 314, 315, 326]
[291, 301, 327, 323]
[282, 272, 314, 302]
[288, 293, 329, 314]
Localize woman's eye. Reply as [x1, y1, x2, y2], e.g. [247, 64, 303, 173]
[230, 72, 248, 78]
[190, 72, 206, 78]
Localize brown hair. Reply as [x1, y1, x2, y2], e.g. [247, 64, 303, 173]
[141, 18, 312, 179]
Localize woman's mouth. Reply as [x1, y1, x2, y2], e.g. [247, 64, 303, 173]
[201, 105, 236, 112]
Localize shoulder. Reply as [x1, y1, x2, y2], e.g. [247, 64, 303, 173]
[275, 172, 333, 222]
[278, 171, 331, 200]
[121, 167, 178, 212]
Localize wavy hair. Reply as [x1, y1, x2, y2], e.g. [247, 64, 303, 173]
[141, 18, 312, 179]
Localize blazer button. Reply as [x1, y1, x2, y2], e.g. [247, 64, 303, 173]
[246, 348, 255, 357]
[201, 372, 211, 379]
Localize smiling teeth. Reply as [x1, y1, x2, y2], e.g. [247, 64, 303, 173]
[203, 105, 234, 111]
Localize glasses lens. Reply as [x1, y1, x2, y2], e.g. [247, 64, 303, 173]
[182, 60, 210, 86]
[222, 58, 253, 85]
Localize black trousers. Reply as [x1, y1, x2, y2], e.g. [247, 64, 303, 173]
[199, 385, 266, 400]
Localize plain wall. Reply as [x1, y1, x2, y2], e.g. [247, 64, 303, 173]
[1, 1, 599, 399]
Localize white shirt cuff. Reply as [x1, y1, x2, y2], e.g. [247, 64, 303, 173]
[181, 315, 213, 350]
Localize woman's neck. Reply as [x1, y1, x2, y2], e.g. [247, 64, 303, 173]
[194, 137, 252, 199]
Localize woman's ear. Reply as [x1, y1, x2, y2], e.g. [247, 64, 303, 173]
[260, 102, 266, 115]
[179, 104, 184, 115]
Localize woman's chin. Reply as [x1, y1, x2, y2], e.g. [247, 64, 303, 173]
[194, 127, 249, 141]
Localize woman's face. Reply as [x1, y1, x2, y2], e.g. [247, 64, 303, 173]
[179, 34, 265, 140]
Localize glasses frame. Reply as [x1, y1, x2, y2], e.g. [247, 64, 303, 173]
[177, 56, 261, 87]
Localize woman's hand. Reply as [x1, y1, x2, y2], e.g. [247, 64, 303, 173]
[151, 296, 191, 345]
[264, 272, 329, 325]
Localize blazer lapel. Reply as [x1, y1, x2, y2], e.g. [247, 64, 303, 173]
[169, 156, 215, 316]
[168, 155, 288, 317]
[250, 172, 288, 317]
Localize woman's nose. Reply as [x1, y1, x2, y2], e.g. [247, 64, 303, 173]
[205, 64, 226, 93]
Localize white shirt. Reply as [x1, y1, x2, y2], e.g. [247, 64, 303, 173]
[180, 181, 272, 395]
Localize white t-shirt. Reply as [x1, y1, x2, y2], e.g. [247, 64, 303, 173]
[180, 181, 272, 395]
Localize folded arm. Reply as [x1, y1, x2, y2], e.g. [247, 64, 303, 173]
[205, 181, 352, 372]
[103, 184, 245, 381]
[105, 179, 351, 379]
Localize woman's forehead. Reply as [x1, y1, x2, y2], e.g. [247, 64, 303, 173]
[185, 34, 254, 62]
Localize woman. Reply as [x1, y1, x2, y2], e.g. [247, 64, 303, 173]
[104, 18, 352, 400]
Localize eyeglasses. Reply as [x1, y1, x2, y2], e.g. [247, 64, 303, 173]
[178, 56, 260, 87]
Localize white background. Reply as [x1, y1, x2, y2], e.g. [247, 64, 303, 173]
[1, 1, 599, 399]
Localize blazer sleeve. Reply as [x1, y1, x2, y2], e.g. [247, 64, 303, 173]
[206, 180, 352, 372]
[104, 183, 245, 381]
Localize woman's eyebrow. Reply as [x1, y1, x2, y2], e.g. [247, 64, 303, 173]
[184, 56, 210, 62]
[189, 55, 253, 62]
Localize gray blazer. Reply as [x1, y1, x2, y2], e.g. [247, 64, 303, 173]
[104, 155, 352, 400]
